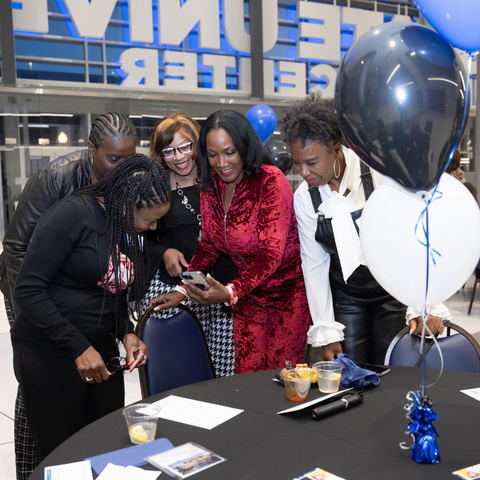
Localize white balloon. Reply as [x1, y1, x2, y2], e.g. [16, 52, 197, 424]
[360, 174, 480, 314]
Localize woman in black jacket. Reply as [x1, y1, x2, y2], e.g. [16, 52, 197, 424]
[12, 155, 170, 461]
[0, 112, 136, 480]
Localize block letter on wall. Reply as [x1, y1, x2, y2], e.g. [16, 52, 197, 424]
[63, 0, 117, 38]
[163, 51, 197, 90]
[129, 0, 154, 43]
[201, 54, 236, 91]
[277, 61, 306, 97]
[341, 7, 383, 41]
[119, 48, 159, 86]
[297, 2, 340, 62]
[223, 0, 278, 53]
[159, 0, 220, 49]
[309, 64, 337, 98]
[12, 0, 48, 33]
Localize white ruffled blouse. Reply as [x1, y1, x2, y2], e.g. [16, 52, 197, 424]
[294, 147, 449, 347]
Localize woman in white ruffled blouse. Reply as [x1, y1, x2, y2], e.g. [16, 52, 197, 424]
[283, 93, 448, 364]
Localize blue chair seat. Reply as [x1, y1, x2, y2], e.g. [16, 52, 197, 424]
[384, 322, 480, 374]
[135, 304, 216, 398]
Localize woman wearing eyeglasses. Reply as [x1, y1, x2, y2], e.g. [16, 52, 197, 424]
[144, 113, 236, 377]
[149, 110, 311, 374]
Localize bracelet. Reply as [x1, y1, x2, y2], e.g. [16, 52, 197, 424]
[224, 285, 234, 307]
[174, 285, 187, 297]
[224, 283, 238, 306]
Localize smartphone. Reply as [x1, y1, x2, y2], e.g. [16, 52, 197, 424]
[356, 362, 391, 377]
[180, 271, 211, 291]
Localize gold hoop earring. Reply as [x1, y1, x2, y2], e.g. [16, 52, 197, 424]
[333, 158, 341, 179]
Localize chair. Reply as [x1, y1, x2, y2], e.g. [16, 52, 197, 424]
[384, 321, 480, 374]
[135, 304, 216, 398]
[468, 265, 480, 315]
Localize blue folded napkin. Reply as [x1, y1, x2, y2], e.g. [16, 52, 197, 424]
[85, 437, 174, 475]
[335, 353, 380, 389]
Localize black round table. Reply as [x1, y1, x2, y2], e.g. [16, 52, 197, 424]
[30, 367, 480, 480]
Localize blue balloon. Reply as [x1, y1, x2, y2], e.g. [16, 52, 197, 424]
[414, 0, 480, 52]
[246, 105, 277, 142]
[335, 22, 468, 192]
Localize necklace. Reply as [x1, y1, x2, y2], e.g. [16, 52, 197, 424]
[174, 172, 202, 242]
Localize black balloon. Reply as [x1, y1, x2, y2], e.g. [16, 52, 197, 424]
[265, 140, 293, 175]
[335, 22, 468, 192]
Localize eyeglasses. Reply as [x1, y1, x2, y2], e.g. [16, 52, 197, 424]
[161, 142, 193, 159]
[106, 356, 129, 375]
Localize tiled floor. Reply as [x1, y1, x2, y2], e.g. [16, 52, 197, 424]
[0, 276, 479, 479]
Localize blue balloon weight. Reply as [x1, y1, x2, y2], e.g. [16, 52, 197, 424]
[246, 105, 277, 142]
[414, 0, 480, 52]
[335, 22, 468, 192]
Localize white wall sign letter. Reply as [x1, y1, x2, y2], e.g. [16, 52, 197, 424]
[341, 7, 383, 42]
[276, 61, 306, 97]
[201, 54, 236, 91]
[297, 2, 341, 62]
[163, 51, 198, 90]
[129, 0, 154, 43]
[63, 0, 117, 39]
[309, 64, 337, 98]
[159, 0, 220, 49]
[119, 48, 159, 86]
[12, 0, 48, 34]
[223, 0, 278, 53]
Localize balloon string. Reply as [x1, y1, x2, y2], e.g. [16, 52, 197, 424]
[415, 50, 475, 395]
[414, 187, 443, 299]
[419, 306, 444, 395]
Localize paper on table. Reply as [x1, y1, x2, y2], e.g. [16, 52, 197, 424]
[96, 463, 161, 480]
[44, 460, 93, 480]
[86, 437, 173, 475]
[277, 387, 353, 414]
[153, 395, 243, 430]
[460, 387, 480, 402]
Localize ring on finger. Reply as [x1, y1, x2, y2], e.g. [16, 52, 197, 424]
[85, 376, 93, 382]
[140, 353, 147, 359]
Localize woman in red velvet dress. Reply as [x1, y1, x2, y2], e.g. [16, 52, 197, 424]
[150, 110, 311, 373]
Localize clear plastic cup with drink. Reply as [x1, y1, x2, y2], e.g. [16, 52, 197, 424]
[313, 361, 344, 393]
[122, 403, 161, 444]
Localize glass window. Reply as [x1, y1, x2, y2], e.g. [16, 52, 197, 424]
[88, 45, 103, 62]
[17, 61, 85, 82]
[88, 66, 103, 83]
[15, 38, 84, 61]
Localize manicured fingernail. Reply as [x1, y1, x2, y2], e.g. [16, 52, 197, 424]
[126, 360, 131, 366]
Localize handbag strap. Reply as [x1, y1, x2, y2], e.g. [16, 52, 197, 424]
[360, 161, 374, 201]
[308, 186, 322, 213]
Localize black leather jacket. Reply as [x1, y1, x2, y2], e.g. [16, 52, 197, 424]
[0, 150, 93, 313]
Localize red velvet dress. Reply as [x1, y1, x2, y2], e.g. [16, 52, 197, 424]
[188, 165, 311, 373]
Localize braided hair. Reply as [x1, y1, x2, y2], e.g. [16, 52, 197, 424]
[282, 92, 343, 152]
[89, 112, 137, 149]
[73, 153, 171, 324]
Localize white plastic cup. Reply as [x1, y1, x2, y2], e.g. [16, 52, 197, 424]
[122, 403, 161, 444]
[313, 361, 344, 393]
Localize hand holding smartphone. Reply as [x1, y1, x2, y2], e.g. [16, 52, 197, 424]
[180, 271, 211, 291]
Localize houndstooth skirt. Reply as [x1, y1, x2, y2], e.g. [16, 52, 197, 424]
[142, 271, 235, 377]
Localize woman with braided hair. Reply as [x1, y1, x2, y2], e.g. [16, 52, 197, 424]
[11, 154, 170, 461]
[144, 113, 235, 377]
[0, 112, 136, 480]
